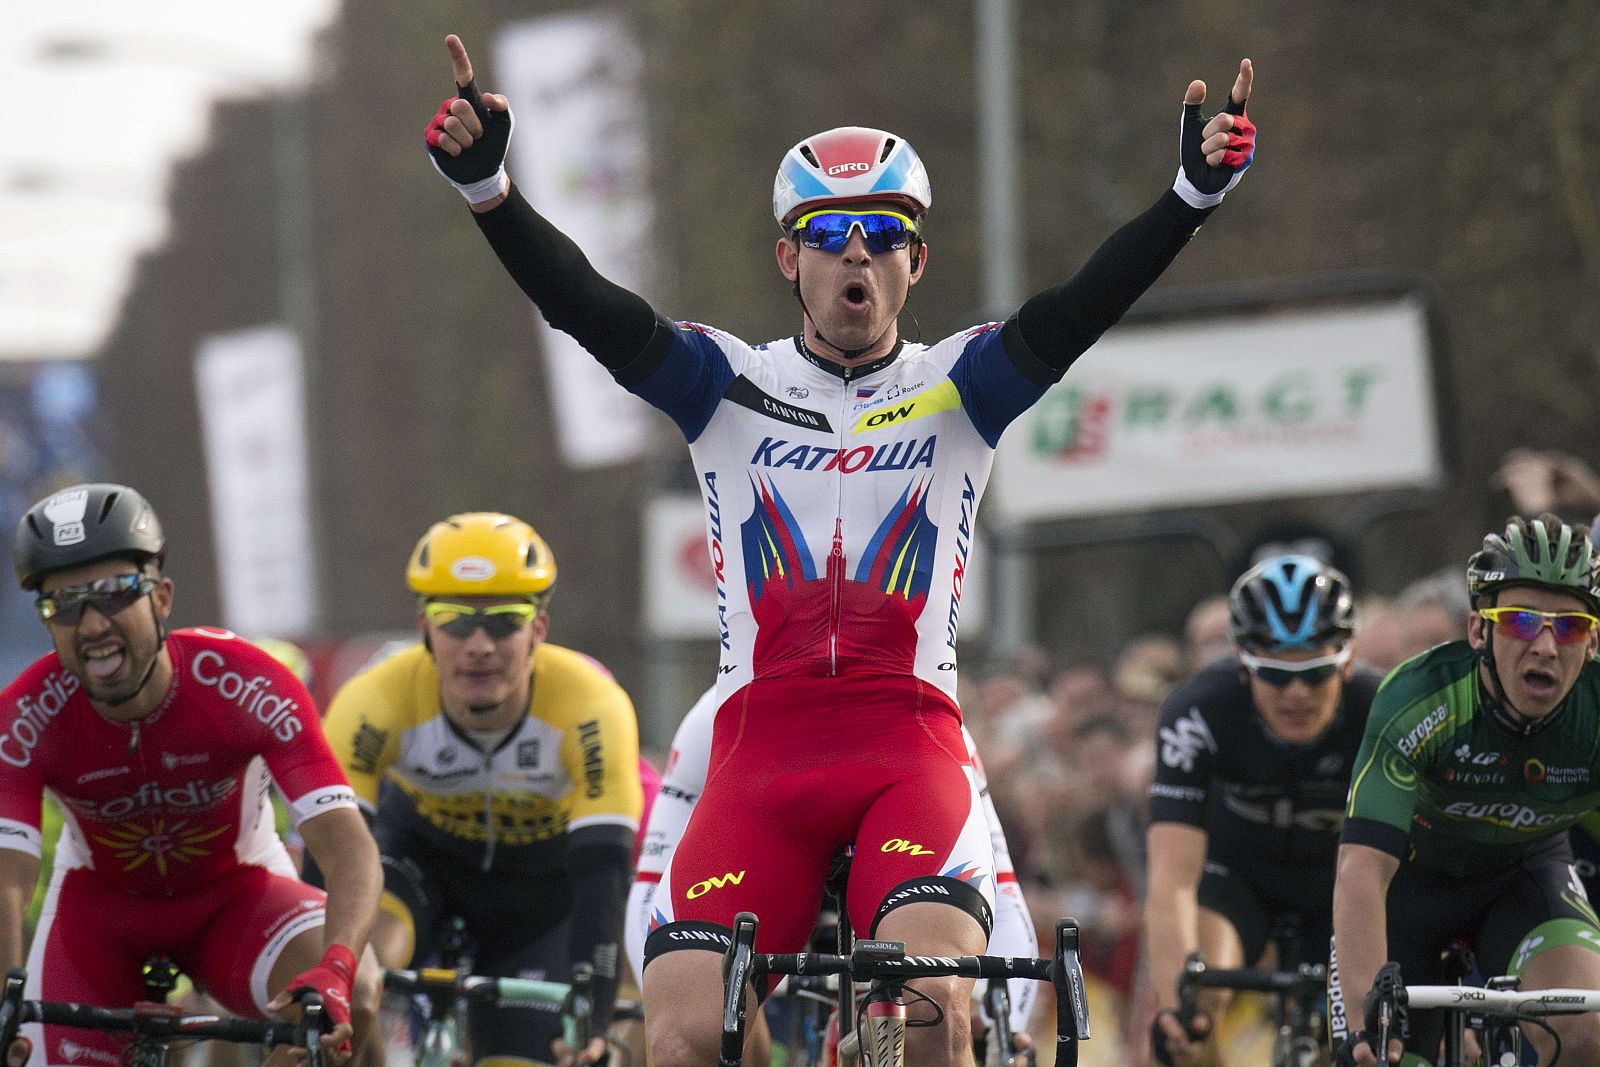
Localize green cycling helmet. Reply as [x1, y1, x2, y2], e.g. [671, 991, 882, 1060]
[1466, 514, 1600, 614]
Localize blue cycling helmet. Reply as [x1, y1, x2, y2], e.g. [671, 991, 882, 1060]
[1228, 554, 1356, 653]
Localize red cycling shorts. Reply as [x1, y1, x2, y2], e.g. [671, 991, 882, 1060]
[644, 675, 996, 965]
[23, 864, 325, 1067]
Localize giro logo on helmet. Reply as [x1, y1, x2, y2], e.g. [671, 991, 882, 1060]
[826, 162, 872, 176]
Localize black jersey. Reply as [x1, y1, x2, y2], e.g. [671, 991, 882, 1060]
[1148, 656, 1384, 881]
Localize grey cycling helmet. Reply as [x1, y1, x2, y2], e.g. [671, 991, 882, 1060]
[1466, 514, 1600, 614]
[14, 483, 165, 591]
[1228, 554, 1357, 653]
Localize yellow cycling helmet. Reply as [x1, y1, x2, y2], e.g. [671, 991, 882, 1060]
[406, 513, 556, 599]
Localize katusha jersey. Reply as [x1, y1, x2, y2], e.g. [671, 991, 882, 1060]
[625, 324, 1052, 707]
[0, 629, 355, 894]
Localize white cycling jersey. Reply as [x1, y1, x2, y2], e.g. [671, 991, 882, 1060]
[627, 322, 1052, 707]
[627, 687, 1039, 1032]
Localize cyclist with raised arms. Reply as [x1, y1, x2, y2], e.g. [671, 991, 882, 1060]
[1331, 515, 1600, 1066]
[321, 513, 643, 1067]
[1146, 555, 1381, 1066]
[626, 687, 1039, 1064]
[423, 34, 1256, 1067]
[0, 484, 383, 1067]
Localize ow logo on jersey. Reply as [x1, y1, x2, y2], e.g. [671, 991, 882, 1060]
[850, 381, 961, 434]
[686, 870, 746, 899]
[882, 838, 935, 856]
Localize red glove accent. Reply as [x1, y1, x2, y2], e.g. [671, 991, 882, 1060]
[1221, 113, 1256, 169]
[285, 944, 356, 1031]
[424, 98, 454, 149]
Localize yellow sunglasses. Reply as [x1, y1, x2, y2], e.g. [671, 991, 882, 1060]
[424, 601, 538, 639]
[1479, 606, 1599, 645]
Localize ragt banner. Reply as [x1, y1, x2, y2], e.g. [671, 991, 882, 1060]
[988, 295, 1443, 522]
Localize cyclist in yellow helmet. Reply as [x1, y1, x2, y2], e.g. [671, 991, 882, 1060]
[322, 513, 643, 1067]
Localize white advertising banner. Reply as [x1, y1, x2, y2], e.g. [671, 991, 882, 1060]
[644, 496, 719, 639]
[989, 296, 1442, 523]
[495, 15, 657, 469]
[194, 325, 316, 636]
[643, 496, 989, 642]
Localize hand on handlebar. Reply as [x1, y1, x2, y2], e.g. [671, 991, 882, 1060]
[5, 1037, 28, 1067]
[551, 1035, 608, 1067]
[1149, 1008, 1210, 1067]
[982, 1026, 1033, 1067]
[1332, 1030, 1404, 1066]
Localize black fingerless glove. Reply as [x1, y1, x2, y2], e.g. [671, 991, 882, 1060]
[424, 79, 514, 202]
[1173, 91, 1255, 208]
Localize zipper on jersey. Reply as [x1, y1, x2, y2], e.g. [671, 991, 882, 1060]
[828, 519, 845, 675]
[828, 365, 856, 676]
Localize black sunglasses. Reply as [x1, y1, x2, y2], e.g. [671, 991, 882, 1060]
[37, 574, 158, 625]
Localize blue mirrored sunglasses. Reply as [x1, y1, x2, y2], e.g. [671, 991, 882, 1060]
[792, 209, 919, 254]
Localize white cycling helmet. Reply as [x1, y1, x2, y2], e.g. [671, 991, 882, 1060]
[772, 126, 932, 230]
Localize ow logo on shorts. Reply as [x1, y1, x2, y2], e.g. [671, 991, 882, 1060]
[881, 838, 934, 856]
[686, 870, 746, 899]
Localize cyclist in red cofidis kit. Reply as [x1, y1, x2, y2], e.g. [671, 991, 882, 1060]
[424, 33, 1256, 1067]
[0, 484, 383, 1067]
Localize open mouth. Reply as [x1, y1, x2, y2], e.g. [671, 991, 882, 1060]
[1523, 668, 1559, 699]
[81, 644, 127, 681]
[843, 284, 868, 307]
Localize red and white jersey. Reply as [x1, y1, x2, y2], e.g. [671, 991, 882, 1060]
[0, 628, 356, 895]
[629, 323, 1051, 708]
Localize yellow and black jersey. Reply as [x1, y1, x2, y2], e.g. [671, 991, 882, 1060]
[324, 642, 643, 872]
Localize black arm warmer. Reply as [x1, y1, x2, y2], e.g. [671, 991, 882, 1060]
[1009, 189, 1214, 374]
[565, 832, 633, 1033]
[1339, 816, 1411, 861]
[472, 185, 659, 370]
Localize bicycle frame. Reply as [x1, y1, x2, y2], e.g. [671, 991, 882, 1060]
[718, 912, 1090, 1067]
[383, 962, 643, 1067]
[982, 978, 1021, 1067]
[1177, 952, 1327, 1067]
[0, 968, 327, 1067]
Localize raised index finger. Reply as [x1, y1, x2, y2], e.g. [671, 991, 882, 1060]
[1230, 58, 1253, 107]
[445, 33, 474, 88]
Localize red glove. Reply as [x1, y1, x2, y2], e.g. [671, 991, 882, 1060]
[283, 944, 356, 1030]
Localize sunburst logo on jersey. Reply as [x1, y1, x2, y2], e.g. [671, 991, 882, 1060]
[92, 818, 229, 875]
